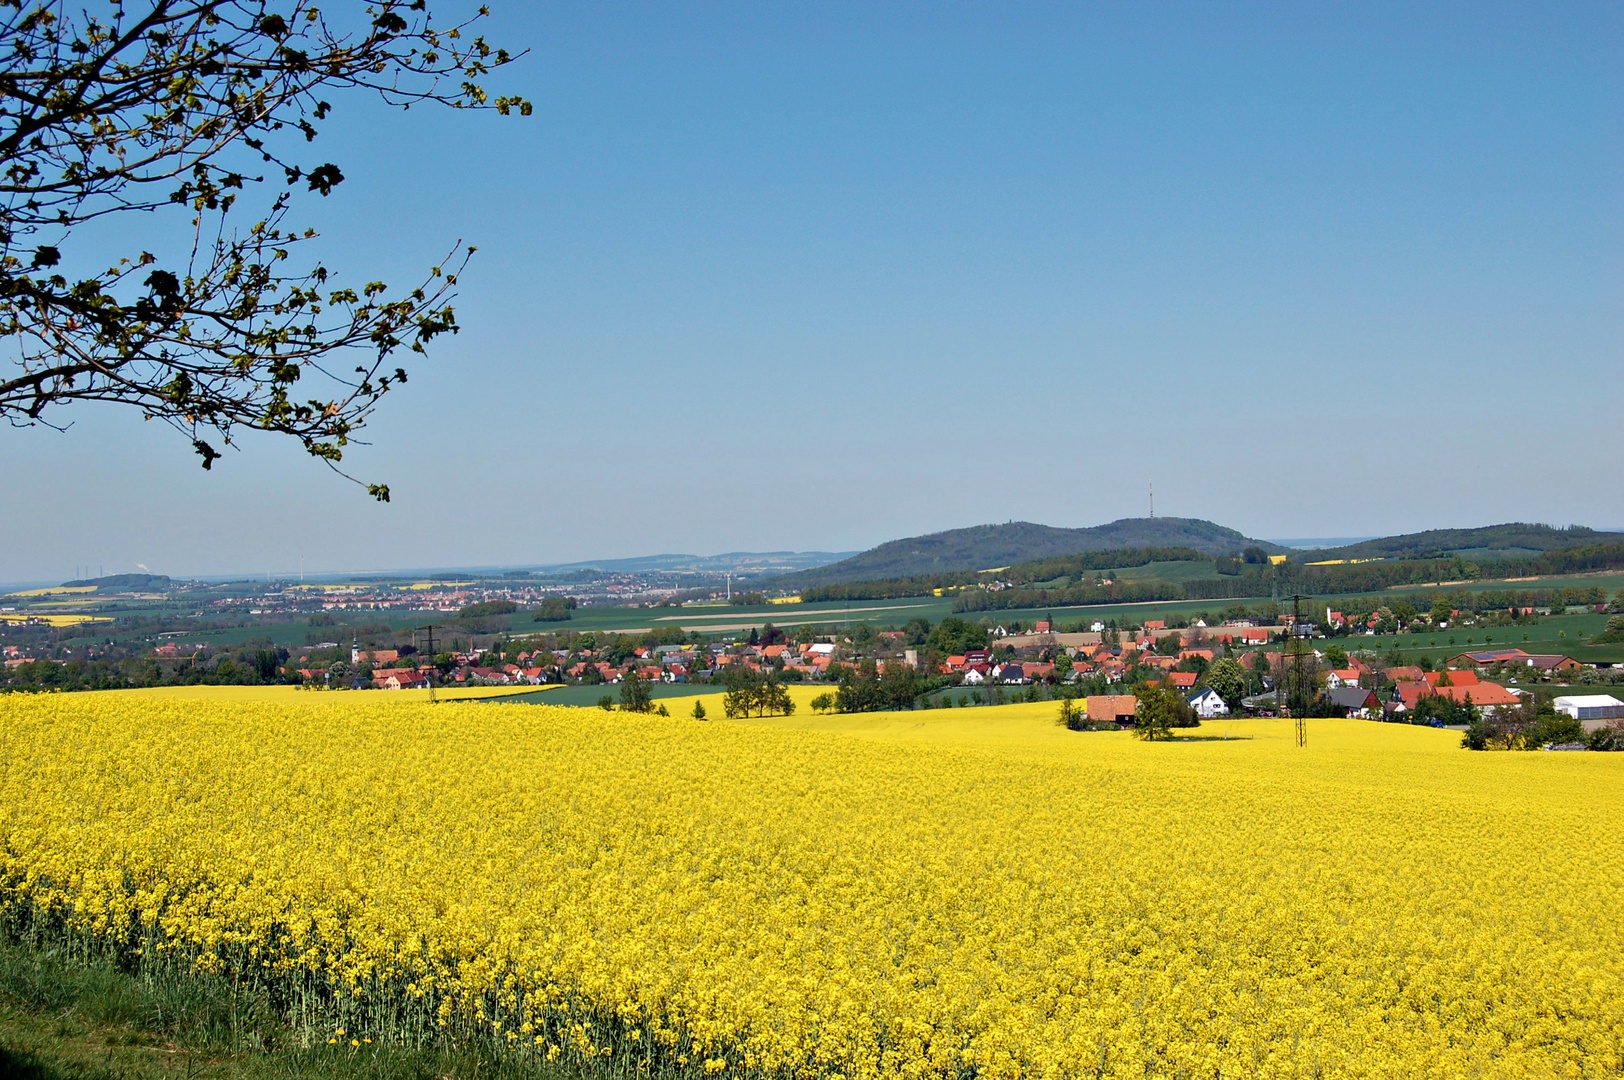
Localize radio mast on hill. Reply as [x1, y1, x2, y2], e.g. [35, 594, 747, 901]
[1149, 479, 1154, 518]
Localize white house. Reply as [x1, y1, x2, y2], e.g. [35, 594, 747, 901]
[992, 662, 1027, 684]
[1188, 687, 1229, 719]
[1325, 669, 1361, 689]
[962, 668, 986, 685]
[1090, 621, 1106, 632]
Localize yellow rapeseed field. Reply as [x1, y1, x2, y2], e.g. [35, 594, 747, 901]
[98, 683, 555, 704]
[0, 693, 1619, 1079]
[0, 612, 111, 626]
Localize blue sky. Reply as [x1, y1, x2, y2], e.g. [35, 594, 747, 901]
[4, 1, 1620, 581]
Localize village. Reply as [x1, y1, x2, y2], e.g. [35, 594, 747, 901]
[323, 607, 1623, 735]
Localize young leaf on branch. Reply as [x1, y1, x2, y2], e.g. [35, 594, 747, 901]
[0, 1, 529, 498]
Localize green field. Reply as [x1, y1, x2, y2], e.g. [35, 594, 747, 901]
[1105, 560, 1229, 585]
[487, 683, 722, 708]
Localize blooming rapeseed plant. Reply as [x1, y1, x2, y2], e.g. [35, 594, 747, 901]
[0, 693, 1619, 1078]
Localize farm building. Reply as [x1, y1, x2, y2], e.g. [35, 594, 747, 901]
[1086, 695, 1138, 725]
[1553, 695, 1624, 722]
[1448, 649, 1582, 672]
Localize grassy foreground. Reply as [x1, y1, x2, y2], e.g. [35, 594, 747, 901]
[0, 934, 610, 1080]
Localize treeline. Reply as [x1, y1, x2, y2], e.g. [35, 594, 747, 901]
[800, 547, 1209, 602]
[2, 646, 292, 693]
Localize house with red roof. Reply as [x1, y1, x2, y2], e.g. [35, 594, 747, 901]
[1325, 668, 1362, 689]
[1393, 678, 1519, 713]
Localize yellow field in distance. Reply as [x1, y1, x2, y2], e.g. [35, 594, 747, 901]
[0, 612, 111, 626]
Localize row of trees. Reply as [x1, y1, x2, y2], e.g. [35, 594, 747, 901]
[2, 644, 293, 692]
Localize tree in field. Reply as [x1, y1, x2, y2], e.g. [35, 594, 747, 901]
[1057, 696, 1083, 731]
[619, 670, 653, 713]
[690, 699, 706, 721]
[0, 2, 527, 497]
[1132, 685, 1176, 740]
[1594, 615, 1624, 645]
[1202, 657, 1248, 711]
[878, 660, 918, 711]
[833, 659, 882, 713]
[1133, 684, 1197, 741]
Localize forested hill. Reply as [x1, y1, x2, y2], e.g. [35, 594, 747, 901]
[1294, 524, 1624, 563]
[772, 518, 1286, 589]
[59, 573, 173, 590]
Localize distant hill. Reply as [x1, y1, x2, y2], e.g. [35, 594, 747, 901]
[1294, 524, 1624, 564]
[60, 573, 172, 590]
[772, 518, 1287, 590]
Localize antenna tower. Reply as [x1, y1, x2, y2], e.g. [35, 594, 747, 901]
[1149, 479, 1154, 519]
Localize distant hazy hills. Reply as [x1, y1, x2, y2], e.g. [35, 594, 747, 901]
[1292, 524, 1624, 563]
[771, 518, 1287, 590]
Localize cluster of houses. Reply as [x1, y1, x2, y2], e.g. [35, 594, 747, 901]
[1076, 642, 1599, 726]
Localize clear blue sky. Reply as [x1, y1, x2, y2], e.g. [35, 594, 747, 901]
[4, 1, 1620, 582]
